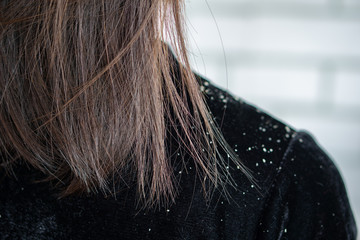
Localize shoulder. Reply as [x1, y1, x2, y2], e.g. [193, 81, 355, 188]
[198, 75, 357, 239]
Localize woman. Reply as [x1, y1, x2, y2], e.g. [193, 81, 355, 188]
[0, 0, 357, 239]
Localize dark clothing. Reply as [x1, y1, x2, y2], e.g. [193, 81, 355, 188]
[0, 75, 357, 239]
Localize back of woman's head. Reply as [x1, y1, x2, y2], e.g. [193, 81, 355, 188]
[0, 0, 247, 208]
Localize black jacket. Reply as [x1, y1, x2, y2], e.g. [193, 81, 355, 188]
[0, 74, 357, 239]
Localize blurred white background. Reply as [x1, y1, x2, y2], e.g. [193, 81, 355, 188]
[184, 0, 360, 235]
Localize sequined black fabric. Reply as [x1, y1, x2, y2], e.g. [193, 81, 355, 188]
[0, 74, 357, 239]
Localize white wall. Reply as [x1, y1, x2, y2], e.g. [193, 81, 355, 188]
[185, 0, 360, 235]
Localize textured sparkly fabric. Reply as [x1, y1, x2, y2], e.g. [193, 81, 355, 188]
[0, 72, 357, 239]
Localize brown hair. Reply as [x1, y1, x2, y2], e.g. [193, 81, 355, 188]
[0, 0, 249, 208]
